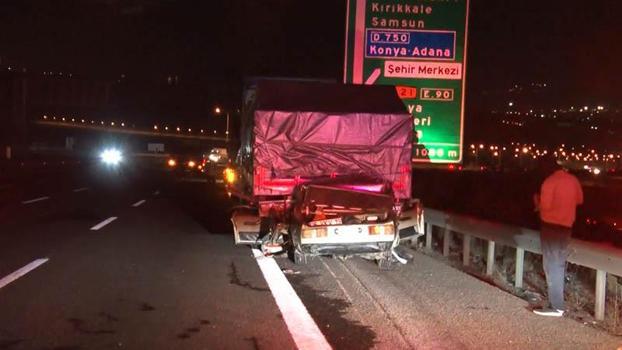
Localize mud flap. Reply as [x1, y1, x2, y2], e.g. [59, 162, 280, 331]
[231, 208, 260, 245]
[398, 203, 425, 243]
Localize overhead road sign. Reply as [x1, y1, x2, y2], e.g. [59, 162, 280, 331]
[344, 0, 469, 163]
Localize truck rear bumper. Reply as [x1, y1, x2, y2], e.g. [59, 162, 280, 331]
[300, 242, 393, 256]
[231, 208, 261, 245]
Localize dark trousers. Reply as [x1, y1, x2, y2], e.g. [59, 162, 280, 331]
[540, 222, 572, 310]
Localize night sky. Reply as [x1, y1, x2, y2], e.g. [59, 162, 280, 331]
[1, 0, 621, 108]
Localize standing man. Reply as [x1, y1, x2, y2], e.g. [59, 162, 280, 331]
[533, 158, 583, 317]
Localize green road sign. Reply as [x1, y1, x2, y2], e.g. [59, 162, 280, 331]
[344, 0, 469, 163]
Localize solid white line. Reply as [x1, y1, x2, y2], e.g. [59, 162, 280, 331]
[90, 217, 118, 230]
[0, 258, 49, 290]
[21, 196, 50, 204]
[252, 249, 331, 350]
[132, 199, 146, 207]
[72, 187, 88, 192]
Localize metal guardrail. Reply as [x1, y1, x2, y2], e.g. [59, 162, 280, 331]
[424, 208, 622, 321]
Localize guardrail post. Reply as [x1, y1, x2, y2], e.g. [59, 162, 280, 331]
[462, 234, 471, 266]
[443, 229, 451, 257]
[486, 241, 495, 276]
[425, 223, 433, 250]
[515, 247, 524, 288]
[595, 270, 607, 321]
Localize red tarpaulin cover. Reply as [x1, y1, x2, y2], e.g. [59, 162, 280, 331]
[253, 110, 412, 199]
[236, 79, 412, 199]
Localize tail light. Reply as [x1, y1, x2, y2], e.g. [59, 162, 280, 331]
[301, 227, 328, 239]
[369, 224, 395, 235]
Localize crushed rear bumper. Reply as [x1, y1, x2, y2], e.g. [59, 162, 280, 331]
[300, 242, 393, 256]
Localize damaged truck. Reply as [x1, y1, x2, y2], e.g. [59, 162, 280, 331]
[226, 79, 424, 268]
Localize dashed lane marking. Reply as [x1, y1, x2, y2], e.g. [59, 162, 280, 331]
[252, 249, 332, 350]
[153, 190, 160, 196]
[319, 258, 353, 304]
[132, 199, 146, 207]
[0, 258, 49, 290]
[72, 187, 88, 192]
[21, 196, 50, 204]
[90, 217, 118, 231]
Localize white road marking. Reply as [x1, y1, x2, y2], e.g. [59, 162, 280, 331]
[153, 190, 160, 196]
[21, 196, 50, 204]
[252, 249, 331, 350]
[0, 258, 49, 290]
[132, 199, 146, 207]
[72, 187, 88, 192]
[90, 217, 118, 230]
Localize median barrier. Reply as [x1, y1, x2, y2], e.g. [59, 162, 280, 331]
[423, 208, 622, 321]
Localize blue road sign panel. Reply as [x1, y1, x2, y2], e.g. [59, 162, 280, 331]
[365, 29, 456, 60]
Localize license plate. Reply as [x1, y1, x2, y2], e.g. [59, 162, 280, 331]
[329, 225, 366, 237]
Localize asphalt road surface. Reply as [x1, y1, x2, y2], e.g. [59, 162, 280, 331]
[0, 163, 620, 349]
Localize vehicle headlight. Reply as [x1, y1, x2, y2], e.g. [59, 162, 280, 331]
[167, 159, 177, 167]
[188, 160, 196, 168]
[208, 153, 220, 163]
[100, 148, 123, 165]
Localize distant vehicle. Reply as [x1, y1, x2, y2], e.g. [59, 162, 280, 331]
[227, 79, 424, 268]
[201, 148, 229, 182]
[205, 147, 228, 164]
[99, 147, 123, 166]
[165, 153, 204, 175]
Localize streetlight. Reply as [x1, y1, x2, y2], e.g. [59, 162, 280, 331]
[214, 106, 230, 141]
